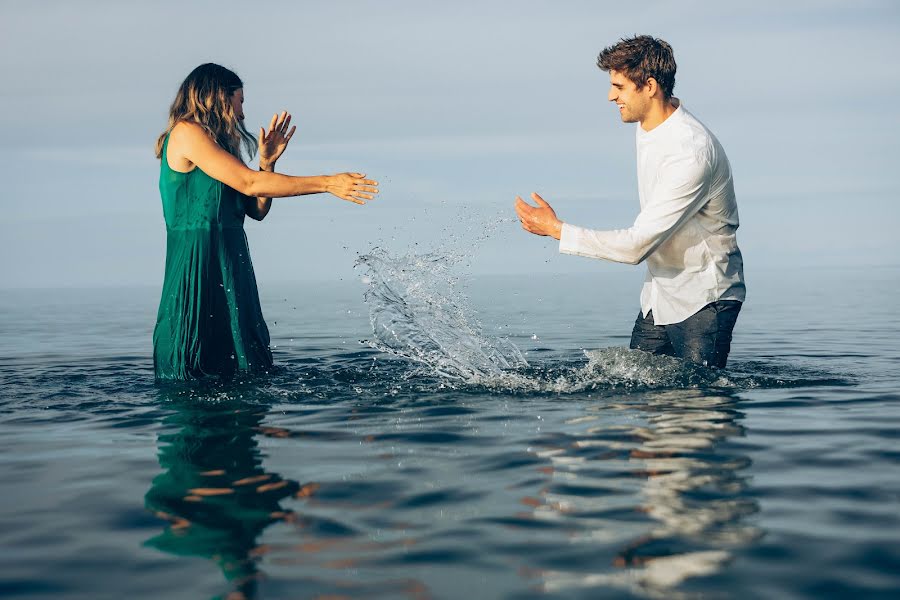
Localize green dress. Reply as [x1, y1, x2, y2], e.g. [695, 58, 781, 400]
[153, 135, 273, 380]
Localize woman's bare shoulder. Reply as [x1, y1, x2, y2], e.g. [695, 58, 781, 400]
[166, 122, 209, 170]
[168, 121, 216, 157]
[169, 120, 208, 142]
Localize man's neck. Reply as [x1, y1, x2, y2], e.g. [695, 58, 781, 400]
[639, 98, 679, 132]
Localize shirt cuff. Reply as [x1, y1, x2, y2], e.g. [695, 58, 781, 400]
[559, 222, 584, 255]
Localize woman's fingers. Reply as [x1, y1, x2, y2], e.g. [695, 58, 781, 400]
[352, 182, 378, 200]
[329, 173, 380, 205]
[344, 191, 370, 205]
[261, 112, 293, 141]
[341, 190, 371, 202]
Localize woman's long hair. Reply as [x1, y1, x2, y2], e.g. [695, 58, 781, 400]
[155, 63, 256, 161]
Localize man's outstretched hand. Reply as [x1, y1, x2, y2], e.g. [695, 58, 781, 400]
[515, 192, 563, 240]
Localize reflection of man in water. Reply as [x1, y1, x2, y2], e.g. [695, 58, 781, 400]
[528, 390, 759, 596]
[515, 35, 745, 368]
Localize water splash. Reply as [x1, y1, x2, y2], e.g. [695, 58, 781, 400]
[441, 347, 741, 394]
[354, 244, 736, 392]
[354, 244, 848, 394]
[355, 247, 529, 381]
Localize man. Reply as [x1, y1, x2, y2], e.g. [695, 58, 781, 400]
[514, 35, 745, 368]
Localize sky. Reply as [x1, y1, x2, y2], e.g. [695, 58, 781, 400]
[1, 0, 898, 289]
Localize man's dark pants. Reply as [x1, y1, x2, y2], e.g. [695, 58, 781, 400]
[629, 301, 742, 368]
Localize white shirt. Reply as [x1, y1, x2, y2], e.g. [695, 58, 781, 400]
[559, 102, 745, 325]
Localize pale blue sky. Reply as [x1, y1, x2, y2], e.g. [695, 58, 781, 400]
[1, 0, 898, 289]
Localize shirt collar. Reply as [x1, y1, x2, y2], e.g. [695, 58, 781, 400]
[637, 99, 683, 141]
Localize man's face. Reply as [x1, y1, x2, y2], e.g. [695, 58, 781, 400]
[607, 70, 649, 123]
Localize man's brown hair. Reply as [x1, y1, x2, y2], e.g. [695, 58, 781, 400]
[597, 35, 676, 99]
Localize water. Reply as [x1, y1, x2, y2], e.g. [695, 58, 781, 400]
[1, 256, 899, 599]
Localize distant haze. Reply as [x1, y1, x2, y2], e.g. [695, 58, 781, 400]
[1, 0, 898, 289]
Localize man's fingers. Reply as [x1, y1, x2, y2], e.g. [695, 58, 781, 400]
[285, 125, 297, 141]
[514, 197, 533, 218]
[258, 127, 265, 145]
[531, 192, 549, 207]
[268, 113, 278, 133]
[281, 113, 291, 133]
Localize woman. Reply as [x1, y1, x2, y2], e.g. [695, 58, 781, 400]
[153, 63, 377, 380]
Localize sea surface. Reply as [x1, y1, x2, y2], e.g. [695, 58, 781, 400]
[1, 255, 898, 599]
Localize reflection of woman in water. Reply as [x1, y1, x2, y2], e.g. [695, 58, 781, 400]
[153, 63, 378, 380]
[144, 394, 305, 598]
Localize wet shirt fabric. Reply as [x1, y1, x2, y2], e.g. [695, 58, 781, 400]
[153, 136, 273, 380]
[559, 102, 745, 325]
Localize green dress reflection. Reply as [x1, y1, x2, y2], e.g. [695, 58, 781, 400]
[153, 135, 273, 380]
[144, 396, 300, 598]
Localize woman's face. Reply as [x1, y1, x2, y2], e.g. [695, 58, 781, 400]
[230, 88, 245, 121]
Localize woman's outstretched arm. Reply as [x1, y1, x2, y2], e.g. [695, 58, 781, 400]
[168, 121, 378, 204]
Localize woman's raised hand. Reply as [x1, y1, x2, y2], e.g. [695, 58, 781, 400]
[326, 173, 379, 205]
[258, 111, 296, 169]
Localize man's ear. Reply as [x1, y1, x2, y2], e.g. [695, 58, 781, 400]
[645, 77, 659, 98]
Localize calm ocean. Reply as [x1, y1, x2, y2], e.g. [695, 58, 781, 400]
[1, 257, 898, 599]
